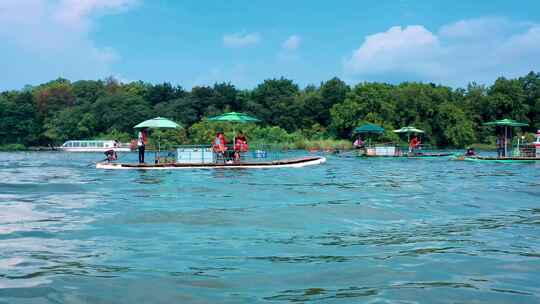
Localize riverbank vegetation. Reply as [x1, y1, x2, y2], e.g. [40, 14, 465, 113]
[1, 72, 539, 150]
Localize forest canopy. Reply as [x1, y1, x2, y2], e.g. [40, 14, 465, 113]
[1, 72, 539, 149]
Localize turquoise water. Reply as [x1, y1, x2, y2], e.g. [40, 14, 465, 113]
[1, 151, 539, 303]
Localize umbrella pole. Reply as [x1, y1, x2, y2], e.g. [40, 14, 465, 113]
[407, 133, 410, 154]
[156, 134, 160, 164]
[504, 126, 507, 157]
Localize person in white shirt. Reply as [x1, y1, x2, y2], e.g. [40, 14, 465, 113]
[137, 130, 146, 163]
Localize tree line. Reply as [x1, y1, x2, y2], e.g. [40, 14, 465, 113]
[1, 72, 539, 149]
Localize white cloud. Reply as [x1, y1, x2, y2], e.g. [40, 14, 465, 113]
[282, 35, 301, 50]
[222, 32, 261, 48]
[344, 18, 540, 86]
[55, 0, 135, 31]
[439, 17, 514, 40]
[0, 0, 136, 90]
[345, 25, 441, 77]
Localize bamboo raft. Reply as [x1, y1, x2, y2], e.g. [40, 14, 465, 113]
[361, 152, 454, 158]
[405, 153, 454, 158]
[96, 156, 326, 169]
[460, 156, 540, 163]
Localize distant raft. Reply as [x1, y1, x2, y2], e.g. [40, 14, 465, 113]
[96, 156, 326, 170]
[404, 153, 454, 158]
[459, 156, 540, 163]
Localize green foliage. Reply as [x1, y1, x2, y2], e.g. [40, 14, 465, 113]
[92, 93, 152, 134]
[33, 79, 76, 116]
[330, 82, 395, 138]
[0, 73, 538, 149]
[94, 130, 133, 143]
[0, 91, 40, 145]
[72, 80, 106, 103]
[148, 129, 188, 150]
[249, 78, 300, 131]
[435, 102, 475, 147]
[0, 143, 26, 151]
[43, 108, 84, 142]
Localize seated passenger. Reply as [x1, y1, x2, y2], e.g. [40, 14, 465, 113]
[234, 131, 249, 152]
[212, 132, 228, 155]
[104, 149, 117, 162]
[233, 131, 249, 162]
[465, 147, 476, 156]
[353, 136, 364, 149]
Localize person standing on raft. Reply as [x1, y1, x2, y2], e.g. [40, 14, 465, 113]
[137, 129, 147, 163]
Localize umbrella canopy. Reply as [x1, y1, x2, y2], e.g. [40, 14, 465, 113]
[207, 112, 260, 147]
[483, 118, 528, 127]
[207, 112, 260, 123]
[354, 123, 384, 134]
[133, 117, 181, 164]
[393, 126, 425, 134]
[133, 117, 181, 129]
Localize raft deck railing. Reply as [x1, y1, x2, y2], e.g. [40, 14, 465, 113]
[155, 144, 285, 164]
[361, 143, 452, 157]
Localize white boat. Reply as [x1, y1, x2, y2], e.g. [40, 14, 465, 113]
[535, 130, 540, 157]
[96, 156, 326, 169]
[59, 140, 132, 152]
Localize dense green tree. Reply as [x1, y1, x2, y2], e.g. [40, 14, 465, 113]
[330, 82, 394, 138]
[43, 108, 91, 142]
[249, 78, 300, 131]
[154, 97, 200, 126]
[434, 102, 475, 147]
[122, 81, 149, 98]
[92, 93, 152, 134]
[144, 82, 185, 106]
[34, 80, 75, 116]
[72, 80, 106, 104]
[0, 91, 40, 145]
[521, 72, 540, 130]
[487, 77, 528, 121]
[298, 89, 323, 129]
[1, 72, 539, 148]
[318, 77, 350, 125]
[212, 82, 241, 111]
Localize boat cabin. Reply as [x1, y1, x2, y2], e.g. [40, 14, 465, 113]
[60, 140, 131, 152]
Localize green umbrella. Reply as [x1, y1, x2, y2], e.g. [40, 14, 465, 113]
[483, 118, 528, 127]
[394, 126, 425, 148]
[207, 112, 260, 123]
[393, 126, 425, 134]
[483, 119, 528, 157]
[133, 117, 181, 129]
[207, 112, 260, 145]
[133, 117, 181, 163]
[354, 123, 385, 134]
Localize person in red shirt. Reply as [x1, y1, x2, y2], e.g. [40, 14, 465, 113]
[212, 132, 228, 155]
[212, 132, 230, 162]
[409, 135, 421, 154]
[234, 131, 248, 152]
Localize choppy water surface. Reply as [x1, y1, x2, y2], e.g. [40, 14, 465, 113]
[0, 151, 539, 303]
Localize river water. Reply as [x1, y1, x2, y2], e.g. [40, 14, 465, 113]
[0, 151, 539, 303]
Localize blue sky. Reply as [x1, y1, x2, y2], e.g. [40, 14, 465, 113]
[1, 0, 540, 91]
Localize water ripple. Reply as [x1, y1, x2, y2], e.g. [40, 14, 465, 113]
[1, 152, 539, 303]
